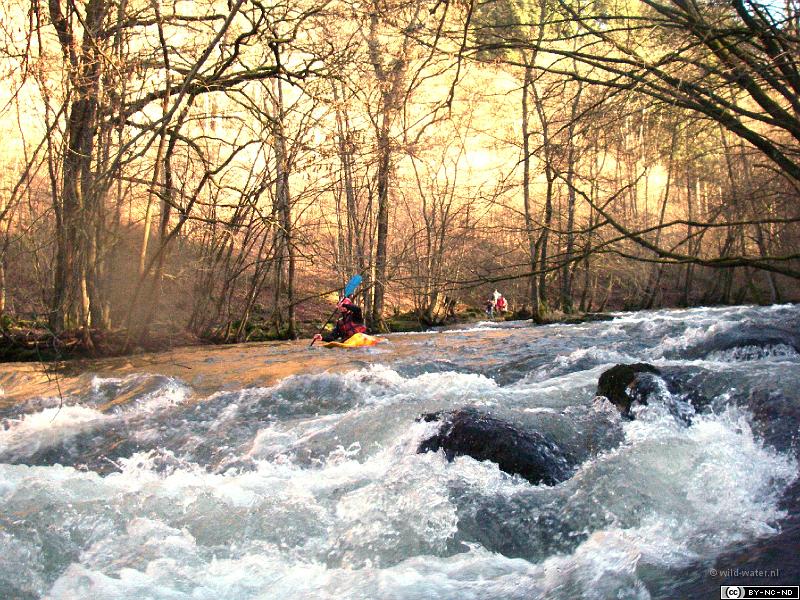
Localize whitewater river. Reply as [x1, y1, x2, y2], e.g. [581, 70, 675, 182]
[1, 304, 798, 599]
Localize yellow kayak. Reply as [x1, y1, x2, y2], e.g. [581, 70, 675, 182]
[323, 332, 384, 348]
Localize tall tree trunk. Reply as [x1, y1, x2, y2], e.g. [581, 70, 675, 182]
[644, 125, 679, 309]
[333, 82, 368, 290]
[130, 109, 181, 344]
[521, 63, 543, 322]
[49, 0, 107, 337]
[681, 168, 695, 307]
[272, 78, 296, 338]
[372, 113, 391, 329]
[0, 255, 5, 316]
[0, 194, 6, 316]
[366, 2, 410, 330]
[531, 80, 554, 315]
[738, 144, 781, 302]
[560, 80, 583, 313]
[139, 98, 169, 277]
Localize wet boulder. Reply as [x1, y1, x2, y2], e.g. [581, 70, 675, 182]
[417, 407, 574, 486]
[746, 388, 800, 457]
[596, 363, 661, 417]
[597, 364, 705, 423]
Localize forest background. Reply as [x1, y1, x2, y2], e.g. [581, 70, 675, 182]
[0, 0, 798, 356]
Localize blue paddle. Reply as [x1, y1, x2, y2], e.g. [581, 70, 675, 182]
[310, 274, 363, 346]
[343, 274, 363, 298]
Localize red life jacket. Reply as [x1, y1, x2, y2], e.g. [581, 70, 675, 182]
[338, 315, 367, 339]
[496, 297, 507, 310]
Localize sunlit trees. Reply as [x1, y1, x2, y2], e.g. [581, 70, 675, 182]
[26, 0, 335, 339]
[0, 0, 797, 353]
[460, 0, 800, 282]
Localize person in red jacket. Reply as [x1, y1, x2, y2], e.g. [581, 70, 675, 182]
[495, 295, 507, 314]
[313, 298, 367, 343]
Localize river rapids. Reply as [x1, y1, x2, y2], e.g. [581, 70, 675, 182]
[1, 304, 799, 599]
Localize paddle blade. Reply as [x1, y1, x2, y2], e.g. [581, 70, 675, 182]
[343, 274, 362, 298]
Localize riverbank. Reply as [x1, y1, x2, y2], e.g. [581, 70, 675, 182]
[0, 309, 614, 363]
[0, 325, 203, 363]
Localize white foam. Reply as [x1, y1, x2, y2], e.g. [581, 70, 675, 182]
[21, 398, 797, 600]
[0, 375, 190, 459]
[705, 344, 799, 362]
[0, 405, 109, 457]
[90, 374, 190, 412]
[526, 346, 638, 382]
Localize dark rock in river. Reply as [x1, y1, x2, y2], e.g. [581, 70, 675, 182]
[596, 363, 703, 423]
[596, 363, 662, 417]
[746, 388, 800, 457]
[417, 407, 574, 486]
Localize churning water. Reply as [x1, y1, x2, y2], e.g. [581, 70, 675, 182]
[1, 304, 799, 599]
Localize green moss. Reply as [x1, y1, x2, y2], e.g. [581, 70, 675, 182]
[0, 314, 14, 331]
[386, 317, 425, 333]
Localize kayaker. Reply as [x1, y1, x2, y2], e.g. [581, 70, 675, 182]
[313, 298, 367, 343]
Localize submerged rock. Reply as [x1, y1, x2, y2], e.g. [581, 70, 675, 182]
[417, 407, 574, 486]
[746, 388, 800, 457]
[678, 325, 800, 360]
